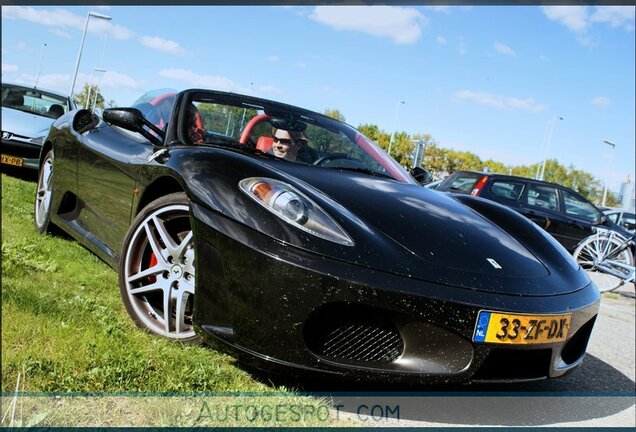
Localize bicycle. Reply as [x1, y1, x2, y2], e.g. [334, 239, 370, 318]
[572, 228, 635, 293]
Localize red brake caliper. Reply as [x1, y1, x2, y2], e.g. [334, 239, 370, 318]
[148, 253, 158, 283]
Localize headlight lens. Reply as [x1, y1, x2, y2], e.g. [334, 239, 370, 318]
[239, 177, 354, 246]
[29, 136, 45, 145]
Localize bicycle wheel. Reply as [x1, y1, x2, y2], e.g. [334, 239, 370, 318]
[573, 233, 634, 292]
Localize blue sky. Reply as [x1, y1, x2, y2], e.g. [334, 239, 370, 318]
[2, 5, 635, 192]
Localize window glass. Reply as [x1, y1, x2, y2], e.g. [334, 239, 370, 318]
[621, 213, 635, 231]
[526, 184, 558, 211]
[606, 213, 619, 223]
[490, 181, 524, 201]
[180, 92, 414, 183]
[562, 190, 600, 223]
[2, 84, 69, 118]
[437, 172, 483, 193]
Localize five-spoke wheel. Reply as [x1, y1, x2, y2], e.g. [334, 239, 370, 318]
[34, 150, 54, 233]
[119, 193, 197, 341]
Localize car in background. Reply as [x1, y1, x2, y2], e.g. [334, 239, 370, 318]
[604, 209, 635, 233]
[1, 82, 75, 170]
[424, 178, 444, 190]
[436, 171, 633, 253]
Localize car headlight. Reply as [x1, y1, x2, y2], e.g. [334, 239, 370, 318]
[239, 177, 354, 246]
[29, 136, 45, 145]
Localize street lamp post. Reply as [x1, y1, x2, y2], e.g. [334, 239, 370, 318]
[69, 11, 112, 99]
[601, 139, 616, 207]
[85, 67, 106, 109]
[33, 42, 47, 89]
[538, 116, 563, 181]
[387, 100, 405, 157]
[91, 69, 107, 110]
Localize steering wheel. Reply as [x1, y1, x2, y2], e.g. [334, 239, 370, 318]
[313, 154, 354, 166]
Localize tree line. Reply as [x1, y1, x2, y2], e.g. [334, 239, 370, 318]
[325, 108, 617, 206]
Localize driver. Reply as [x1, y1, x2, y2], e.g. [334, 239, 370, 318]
[187, 104, 206, 144]
[269, 127, 315, 162]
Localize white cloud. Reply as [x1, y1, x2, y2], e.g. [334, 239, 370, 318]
[17, 42, 28, 50]
[2, 63, 19, 74]
[493, 41, 515, 56]
[1, 6, 133, 40]
[542, 6, 589, 33]
[309, 6, 427, 45]
[296, 62, 307, 69]
[14, 73, 70, 93]
[11, 70, 142, 94]
[454, 90, 547, 112]
[436, 36, 447, 45]
[591, 96, 610, 108]
[158, 68, 249, 93]
[268, 55, 280, 62]
[100, 71, 143, 91]
[139, 36, 187, 56]
[50, 28, 72, 39]
[542, 5, 635, 37]
[591, 6, 635, 31]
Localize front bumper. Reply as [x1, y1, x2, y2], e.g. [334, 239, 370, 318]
[1, 136, 41, 170]
[190, 202, 601, 384]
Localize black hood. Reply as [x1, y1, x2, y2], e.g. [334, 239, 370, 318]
[182, 151, 589, 297]
[274, 165, 588, 297]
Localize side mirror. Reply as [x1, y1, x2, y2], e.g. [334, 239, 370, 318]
[103, 108, 145, 132]
[72, 109, 100, 134]
[410, 167, 433, 186]
[103, 107, 164, 146]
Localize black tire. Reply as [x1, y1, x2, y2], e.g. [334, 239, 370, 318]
[118, 192, 199, 342]
[34, 150, 56, 234]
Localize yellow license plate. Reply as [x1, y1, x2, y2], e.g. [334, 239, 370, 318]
[1, 154, 24, 167]
[473, 310, 571, 344]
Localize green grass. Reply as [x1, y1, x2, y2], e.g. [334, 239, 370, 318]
[1, 173, 346, 427]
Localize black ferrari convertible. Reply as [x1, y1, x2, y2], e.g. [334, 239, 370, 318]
[34, 89, 600, 384]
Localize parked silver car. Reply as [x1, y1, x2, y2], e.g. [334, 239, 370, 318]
[1, 83, 75, 170]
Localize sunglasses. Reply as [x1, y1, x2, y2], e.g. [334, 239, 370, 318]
[273, 137, 307, 145]
[273, 137, 293, 145]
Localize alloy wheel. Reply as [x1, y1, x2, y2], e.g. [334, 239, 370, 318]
[35, 152, 53, 229]
[122, 203, 195, 339]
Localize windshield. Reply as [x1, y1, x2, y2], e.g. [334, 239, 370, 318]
[182, 92, 414, 183]
[132, 89, 177, 129]
[1, 84, 71, 119]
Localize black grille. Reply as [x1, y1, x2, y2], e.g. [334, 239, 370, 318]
[316, 321, 403, 363]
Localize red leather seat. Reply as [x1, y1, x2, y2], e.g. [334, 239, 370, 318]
[256, 136, 273, 152]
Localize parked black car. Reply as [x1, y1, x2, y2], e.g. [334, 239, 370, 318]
[437, 171, 632, 252]
[34, 89, 600, 384]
